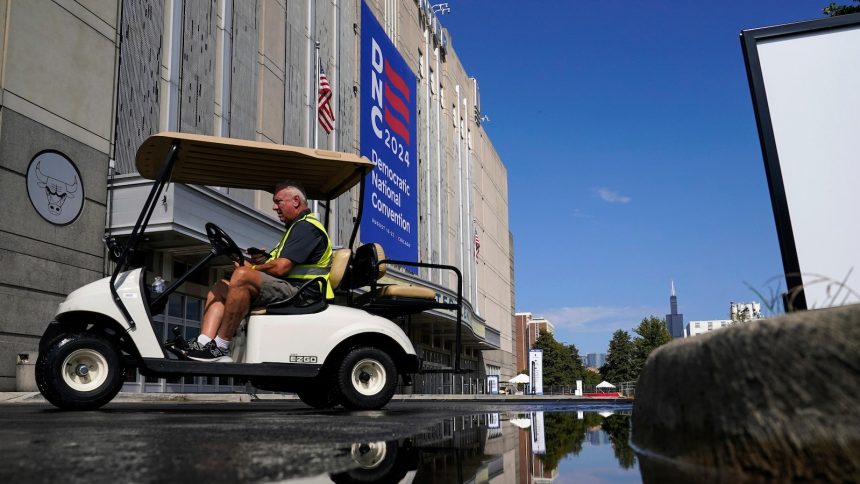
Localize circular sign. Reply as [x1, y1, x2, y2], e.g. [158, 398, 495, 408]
[26, 150, 85, 225]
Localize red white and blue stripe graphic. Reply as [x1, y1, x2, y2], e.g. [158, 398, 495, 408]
[383, 64, 411, 145]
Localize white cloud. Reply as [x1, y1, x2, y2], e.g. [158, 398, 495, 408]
[537, 305, 659, 333]
[571, 208, 590, 219]
[596, 188, 631, 204]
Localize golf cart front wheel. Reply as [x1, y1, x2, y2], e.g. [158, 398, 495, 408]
[335, 347, 397, 410]
[35, 332, 125, 410]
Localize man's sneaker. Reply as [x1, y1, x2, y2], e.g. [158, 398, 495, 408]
[186, 340, 233, 362]
[183, 340, 206, 352]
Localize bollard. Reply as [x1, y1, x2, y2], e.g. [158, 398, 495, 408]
[16, 352, 39, 392]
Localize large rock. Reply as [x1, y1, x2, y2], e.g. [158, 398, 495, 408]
[632, 304, 860, 482]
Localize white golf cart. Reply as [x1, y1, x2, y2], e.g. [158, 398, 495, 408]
[35, 133, 467, 410]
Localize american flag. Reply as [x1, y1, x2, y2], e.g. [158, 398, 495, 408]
[318, 64, 335, 134]
[474, 229, 481, 259]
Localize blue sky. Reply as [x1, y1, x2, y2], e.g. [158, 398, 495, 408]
[438, 1, 825, 353]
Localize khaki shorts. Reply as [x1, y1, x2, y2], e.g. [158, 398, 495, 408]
[252, 272, 301, 307]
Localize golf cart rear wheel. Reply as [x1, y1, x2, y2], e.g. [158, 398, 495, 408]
[36, 332, 125, 410]
[335, 347, 397, 410]
[296, 373, 339, 409]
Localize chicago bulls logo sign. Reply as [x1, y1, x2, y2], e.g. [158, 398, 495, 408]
[26, 151, 85, 225]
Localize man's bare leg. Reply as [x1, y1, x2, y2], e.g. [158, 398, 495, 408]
[200, 280, 229, 339]
[217, 266, 262, 341]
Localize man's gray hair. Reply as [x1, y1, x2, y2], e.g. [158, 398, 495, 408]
[274, 180, 308, 204]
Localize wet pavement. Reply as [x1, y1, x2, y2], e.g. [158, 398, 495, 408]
[0, 400, 636, 483]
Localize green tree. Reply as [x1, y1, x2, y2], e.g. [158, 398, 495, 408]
[532, 331, 584, 386]
[532, 331, 573, 386]
[632, 316, 672, 379]
[601, 414, 637, 469]
[582, 369, 602, 387]
[566, 343, 586, 380]
[824, 1, 860, 16]
[540, 412, 604, 471]
[601, 329, 636, 384]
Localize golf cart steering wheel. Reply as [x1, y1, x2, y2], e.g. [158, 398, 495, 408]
[205, 222, 243, 263]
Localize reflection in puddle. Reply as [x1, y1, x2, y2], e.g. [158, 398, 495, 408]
[322, 408, 637, 483]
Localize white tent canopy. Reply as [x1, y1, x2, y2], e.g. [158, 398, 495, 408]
[596, 381, 616, 388]
[509, 418, 532, 429]
[509, 374, 530, 384]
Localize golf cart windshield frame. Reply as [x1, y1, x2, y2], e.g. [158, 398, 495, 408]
[109, 141, 179, 328]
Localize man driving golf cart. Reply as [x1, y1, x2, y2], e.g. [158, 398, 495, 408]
[185, 180, 332, 362]
[35, 132, 467, 411]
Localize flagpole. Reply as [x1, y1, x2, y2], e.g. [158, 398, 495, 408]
[313, 41, 320, 216]
[314, 41, 320, 150]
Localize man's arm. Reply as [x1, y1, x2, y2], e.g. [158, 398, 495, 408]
[249, 221, 322, 277]
[251, 257, 294, 278]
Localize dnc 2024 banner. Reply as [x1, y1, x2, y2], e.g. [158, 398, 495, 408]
[360, 0, 418, 268]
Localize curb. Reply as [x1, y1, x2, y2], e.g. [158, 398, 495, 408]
[1, 391, 631, 404]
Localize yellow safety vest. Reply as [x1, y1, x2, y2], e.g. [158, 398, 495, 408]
[267, 212, 333, 299]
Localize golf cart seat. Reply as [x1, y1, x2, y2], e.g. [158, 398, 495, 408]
[347, 243, 440, 317]
[253, 247, 352, 315]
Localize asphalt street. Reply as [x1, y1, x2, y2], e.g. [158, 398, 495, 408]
[0, 400, 629, 483]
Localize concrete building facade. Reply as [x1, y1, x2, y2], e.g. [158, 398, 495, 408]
[730, 302, 762, 322]
[686, 301, 764, 338]
[686, 319, 733, 337]
[0, 0, 515, 392]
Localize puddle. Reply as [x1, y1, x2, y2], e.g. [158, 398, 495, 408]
[301, 407, 639, 483]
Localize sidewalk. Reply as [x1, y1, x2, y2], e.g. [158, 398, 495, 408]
[0, 391, 631, 404]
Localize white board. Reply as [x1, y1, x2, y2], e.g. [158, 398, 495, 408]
[743, 14, 860, 310]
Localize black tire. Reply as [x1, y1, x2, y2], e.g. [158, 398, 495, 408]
[330, 441, 401, 483]
[296, 386, 338, 409]
[335, 347, 397, 410]
[35, 332, 125, 410]
[296, 374, 339, 409]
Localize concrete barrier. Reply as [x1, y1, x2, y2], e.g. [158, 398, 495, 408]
[631, 304, 860, 482]
[15, 353, 38, 392]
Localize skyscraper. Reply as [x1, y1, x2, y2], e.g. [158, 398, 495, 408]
[586, 353, 607, 369]
[666, 281, 685, 339]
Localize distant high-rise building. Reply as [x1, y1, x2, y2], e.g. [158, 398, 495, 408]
[586, 352, 606, 369]
[666, 281, 685, 339]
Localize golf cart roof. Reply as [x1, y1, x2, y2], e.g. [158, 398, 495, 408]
[135, 132, 373, 199]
